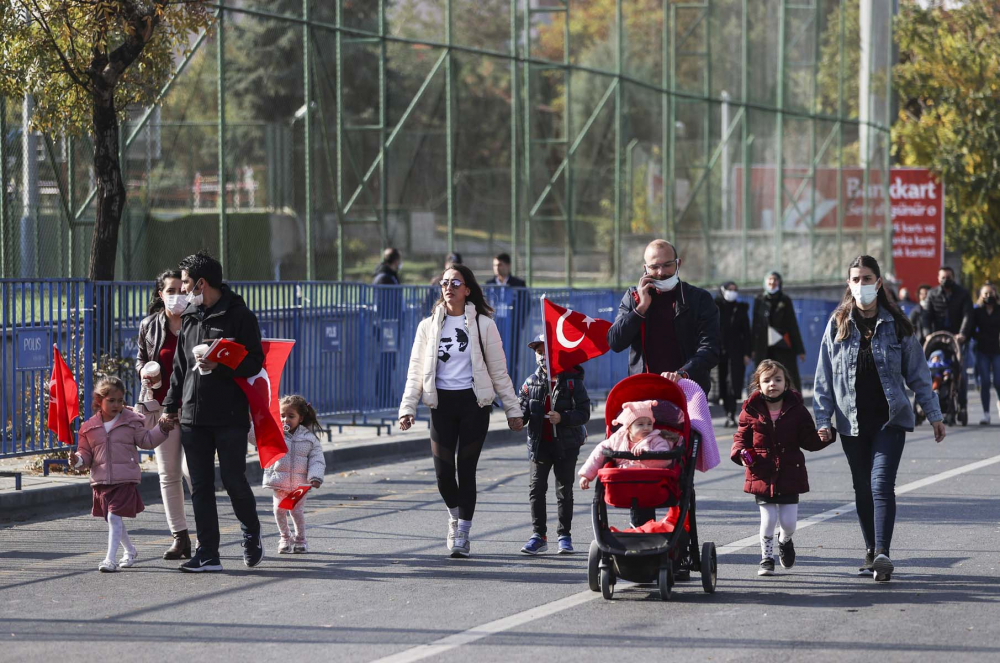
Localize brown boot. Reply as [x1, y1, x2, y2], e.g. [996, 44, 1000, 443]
[163, 530, 192, 560]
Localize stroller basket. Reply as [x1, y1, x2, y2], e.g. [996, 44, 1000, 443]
[598, 467, 681, 508]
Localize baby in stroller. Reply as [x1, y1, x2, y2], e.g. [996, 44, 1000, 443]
[927, 349, 958, 424]
[578, 399, 682, 491]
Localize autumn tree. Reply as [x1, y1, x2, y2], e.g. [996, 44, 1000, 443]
[0, 1, 212, 280]
[893, 1, 1000, 281]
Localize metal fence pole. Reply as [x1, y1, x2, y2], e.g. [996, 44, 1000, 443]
[217, 3, 228, 270]
[510, 1, 520, 279]
[445, 0, 455, 255]
[0, 97, 6, 279]
[303, 0, 314, 280]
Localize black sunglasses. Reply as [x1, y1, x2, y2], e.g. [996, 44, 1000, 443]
[440, 278, 465, 289]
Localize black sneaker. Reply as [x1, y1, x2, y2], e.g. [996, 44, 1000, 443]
[757, 558, 775, 576]
[857, 549, 875, 576]
[778, 538, 796, 569]
[872, 552, 894, 582]
[179, 548, 223, 573]
[242, 531, 264, 568]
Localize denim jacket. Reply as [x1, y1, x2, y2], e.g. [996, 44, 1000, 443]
[813, 307, 942, 436]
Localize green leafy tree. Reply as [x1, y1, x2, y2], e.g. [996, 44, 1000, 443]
[0, 1, 212, 280]
[893, 1, 1000, 281]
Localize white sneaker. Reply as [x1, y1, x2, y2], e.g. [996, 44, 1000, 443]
[450, 533, 471, 558]
[980, 413, 991, 426]
[98, 559, 119, 573]
[119, 548, 137, 568]
[446, 518, 458, 551]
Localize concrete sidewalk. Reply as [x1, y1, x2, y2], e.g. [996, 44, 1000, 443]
[0, 404, 612, 514]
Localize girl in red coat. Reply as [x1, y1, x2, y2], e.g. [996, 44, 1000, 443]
[732, 360, 832, 576]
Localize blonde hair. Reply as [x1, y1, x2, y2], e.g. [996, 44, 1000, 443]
[92, 376, 126, 411]
[749, 360, 792, 395]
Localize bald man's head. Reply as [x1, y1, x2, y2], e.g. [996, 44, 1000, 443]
[643, 240, 680, 279]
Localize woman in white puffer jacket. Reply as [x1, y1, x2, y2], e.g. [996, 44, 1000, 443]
[398, 265, 524, 559]
[263, 396, 326, 554]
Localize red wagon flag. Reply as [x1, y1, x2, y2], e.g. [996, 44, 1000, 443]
[47, 345, 79, 446]
[278, 485, 312, 510]
[236, 339, 295, 469]
[203, 338, 249, 370]
[542, 298, 612, 376]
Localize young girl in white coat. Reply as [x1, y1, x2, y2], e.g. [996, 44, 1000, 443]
[262, 395, 326, 553]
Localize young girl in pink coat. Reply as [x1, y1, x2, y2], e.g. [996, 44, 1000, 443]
[577, 399, 681, 488]
[69, 377, 174, 572]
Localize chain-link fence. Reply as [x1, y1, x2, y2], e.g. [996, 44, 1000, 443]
[1, 0, 893, 288]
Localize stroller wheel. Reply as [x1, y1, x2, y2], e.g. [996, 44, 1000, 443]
[701, 542, 718, 594]
[587, 541, 600, 592]
[658, 566, 673, 601]
[600, 567, 615, 600]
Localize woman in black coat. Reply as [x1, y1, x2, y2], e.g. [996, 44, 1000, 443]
[715, 282, 752, 427]
[752, 272, 806, 391]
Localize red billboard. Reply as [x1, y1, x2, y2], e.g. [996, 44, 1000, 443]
[732, 165, 944, 287]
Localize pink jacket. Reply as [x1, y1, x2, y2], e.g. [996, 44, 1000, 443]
[77, 409, 167, 486]
[578, 428, 681, 480]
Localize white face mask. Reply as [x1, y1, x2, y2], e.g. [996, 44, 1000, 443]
[164, 294, 186, 315]
[651, 274, 679, 292]
[186, 280, 204, 307]
[851, 282, 880, 307]
[535, 353, 546, 369]
[765, 285, 780, 295]
[920, 299, 930, 310]
[723, 289, 738, 302]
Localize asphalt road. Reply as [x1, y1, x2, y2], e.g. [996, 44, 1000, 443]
[1, 405, 999, 662]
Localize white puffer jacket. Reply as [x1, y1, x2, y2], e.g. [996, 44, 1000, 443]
[399, 302, 521, 420]
[262, 426, 326, 491]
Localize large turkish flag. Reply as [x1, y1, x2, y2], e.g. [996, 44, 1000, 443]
[542, 298, 612, 376]
[237, 339, 295, 468]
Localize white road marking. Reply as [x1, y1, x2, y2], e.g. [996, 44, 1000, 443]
[368, 451, 1000, 663]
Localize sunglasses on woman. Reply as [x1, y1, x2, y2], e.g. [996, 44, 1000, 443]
[440, 278, 465, 289]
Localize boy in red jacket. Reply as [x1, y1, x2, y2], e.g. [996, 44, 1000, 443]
[731, 360, 833, 576]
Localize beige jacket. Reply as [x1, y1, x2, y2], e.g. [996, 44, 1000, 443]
[399, 302, 521, 419]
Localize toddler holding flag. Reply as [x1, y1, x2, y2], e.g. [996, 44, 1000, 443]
[69, 377, 175, 572]
[262, 395, 326, 553]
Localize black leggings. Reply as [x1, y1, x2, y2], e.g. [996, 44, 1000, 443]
[430, 389, 492, 520]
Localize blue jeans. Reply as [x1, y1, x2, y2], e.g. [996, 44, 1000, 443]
[840, 427, 906, 555]
[975, 352, 1000, 414]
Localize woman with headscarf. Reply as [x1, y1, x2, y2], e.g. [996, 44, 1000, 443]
[752, 271, 806, 391]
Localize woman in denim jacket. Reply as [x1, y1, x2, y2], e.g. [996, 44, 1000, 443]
[814, 255, 946, 583]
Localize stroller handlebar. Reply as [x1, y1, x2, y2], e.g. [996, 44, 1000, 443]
[601, 448, 685, 461]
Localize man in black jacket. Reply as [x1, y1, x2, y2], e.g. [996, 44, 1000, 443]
[372, 247, 401, 285]
[486, 253, 527, 287]
[715, 282, 752, 427]
[927, 265, 974, 414]
[607, 240, 721, 395]
[909, 283, 933, 345]
[161, 251, 265, 573]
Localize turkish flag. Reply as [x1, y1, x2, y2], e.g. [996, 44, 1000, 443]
[236, 339, 295, 468]
[278, 485, 312, 510]
[47, 345, 79, 446]
[542, 298, 612, 375]
[204, 339, 249, 370]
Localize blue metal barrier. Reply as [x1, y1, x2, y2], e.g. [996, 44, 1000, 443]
[1, 278, 839, 460]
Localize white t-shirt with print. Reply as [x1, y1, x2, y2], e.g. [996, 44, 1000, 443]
[435, 314, 474, 390]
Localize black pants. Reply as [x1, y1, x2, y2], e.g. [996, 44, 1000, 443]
[181, 425, 261, 557]
[717, 351, 746, 417]
[529, 455, 577, 538]
[430, 389, 492, 521]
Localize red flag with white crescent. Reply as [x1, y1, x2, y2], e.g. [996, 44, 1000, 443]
[237, 339, 295, 468]
[278, 485, 312, 510]
[542, 298, 612, 376]
[47, 345, 79, 446]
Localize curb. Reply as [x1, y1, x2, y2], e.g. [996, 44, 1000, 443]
[0, 415, 610, 517]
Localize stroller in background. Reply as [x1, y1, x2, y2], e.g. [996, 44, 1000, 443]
[586, 374, 717, 601]
[916, 331, 967, 426]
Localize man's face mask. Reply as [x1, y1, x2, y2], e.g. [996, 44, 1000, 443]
[186, 279, 205, 307]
